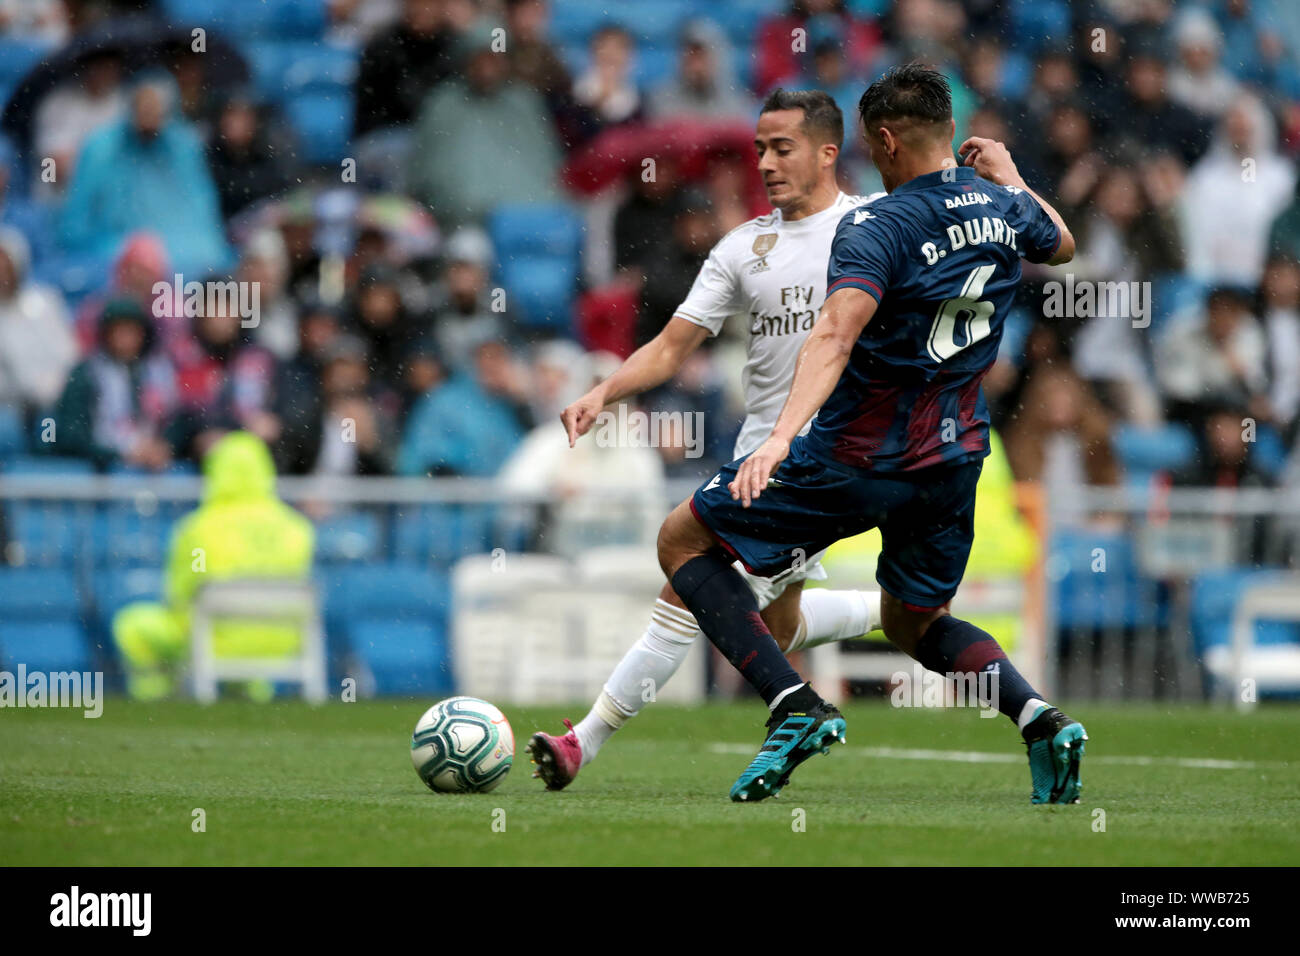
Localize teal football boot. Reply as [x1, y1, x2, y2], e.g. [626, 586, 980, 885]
[1022, 706, 1088, 804]
[730, 701, 846, 802]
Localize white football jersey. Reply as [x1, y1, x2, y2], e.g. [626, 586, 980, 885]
[675, 190, 885, 457]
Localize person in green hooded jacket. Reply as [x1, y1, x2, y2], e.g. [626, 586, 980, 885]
[112, 431, 315, 700]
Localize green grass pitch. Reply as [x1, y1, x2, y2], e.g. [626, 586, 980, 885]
[2, 700, 1297, 865]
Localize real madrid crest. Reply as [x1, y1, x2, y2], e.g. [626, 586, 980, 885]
[749, 232, 777, 274]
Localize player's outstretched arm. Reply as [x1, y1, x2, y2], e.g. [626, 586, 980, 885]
[561, 316, 710, 446]
[730, 287, 878, 506]
[957, 136, 1076, 266]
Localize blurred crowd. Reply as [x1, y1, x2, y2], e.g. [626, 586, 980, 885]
[1, 0, 1300, 501]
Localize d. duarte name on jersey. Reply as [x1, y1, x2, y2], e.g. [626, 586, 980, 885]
[50, 886, 151, 936]
[921, 216, 1021, 265]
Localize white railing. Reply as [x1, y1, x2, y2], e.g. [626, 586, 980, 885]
[3, 473, 1299, 701]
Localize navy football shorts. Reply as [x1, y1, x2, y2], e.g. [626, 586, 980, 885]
[690, 439, 983, 609]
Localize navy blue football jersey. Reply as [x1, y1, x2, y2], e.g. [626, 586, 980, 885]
[804, 165, 1060, 473]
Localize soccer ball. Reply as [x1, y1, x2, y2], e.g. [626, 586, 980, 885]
[410, 696, 514, 793]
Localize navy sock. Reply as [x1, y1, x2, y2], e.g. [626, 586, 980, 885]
[671, 553, 803, 707]
[913, 615, 1042, 723]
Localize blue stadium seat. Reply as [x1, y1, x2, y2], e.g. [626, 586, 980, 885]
[1149, 272, 1207, 330]
[549, 3, 618, 45]
[0, 404, 27, 456]
[1007, 0, 1071, 53]
[245, 38, 357, 103]
[270, 0, 328, 40]
[161, 0, 275, 36]
[997, 52, 1034, 102]
[0, 566, 81, 619]
[89, 506, 175, 567]
[0, 37, 55, 87]
[313, 509, 382, 563]
[162, 0, 287, 34]
[1050, 527, 1162, 630]
[703, 4, 767, 52]
[89, 566, 164, 635]
[489, 203, 584, 329]
[30, 248, 107, 306]
[0, 620, 92, 673]
[844, 0, 889, 15]
[1189, 569, 1300, 656]
[632, 44, 678, 89]
[284, 89, 354, 163]
[88, 566, 163, 655]
[319, 563, 449, 621]
[0, 568, 91, 672]
[1112, 423, 1197, 486]
[498, 257, 579, 329]
[1249, 424, 1288, 480]
[4, 503, 87, 566]
[607, 0, 695, 45]
[279, 41, 359, 96]
[161, 0, 225, 23]
[317, 563, 451, 694]
[489, 202, 584, 262]
[351, 619, 452, 696]
[246, 39, 291, 100]
[391, 505, 496, 566]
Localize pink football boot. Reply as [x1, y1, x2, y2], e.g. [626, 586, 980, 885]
[526, 718, 583, 791]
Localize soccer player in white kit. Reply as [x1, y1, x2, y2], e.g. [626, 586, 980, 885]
[528, 90, 884, 789]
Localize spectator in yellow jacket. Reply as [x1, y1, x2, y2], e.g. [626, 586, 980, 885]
[113, 431, 315, 700]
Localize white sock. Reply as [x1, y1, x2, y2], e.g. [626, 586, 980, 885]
[572, 598, 698, 767]
[1017, 698, 1050, 732]
[787, 589, 881, 652]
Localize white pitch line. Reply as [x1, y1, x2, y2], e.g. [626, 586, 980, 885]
[707, 743, 1277, 770]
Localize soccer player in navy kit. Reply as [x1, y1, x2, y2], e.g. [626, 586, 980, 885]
[657, 64, 1089, 803]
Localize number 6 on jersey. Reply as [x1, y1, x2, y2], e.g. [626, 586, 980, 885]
[926, 264, 996, 362]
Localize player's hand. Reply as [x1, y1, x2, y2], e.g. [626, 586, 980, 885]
[729, 435, 790, 509]
[560, 390, 606, 447]
[957, 137, 1023, 188]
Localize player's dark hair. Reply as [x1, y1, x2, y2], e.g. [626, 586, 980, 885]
[760, 88, 844, 146]
[857, 63, 952, 135]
